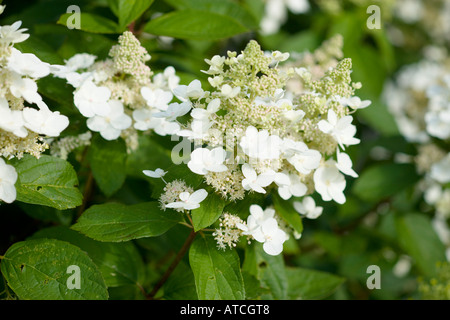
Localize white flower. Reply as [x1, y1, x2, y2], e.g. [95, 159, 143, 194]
[425, 111, 450, 140]
[187, 147, 228, 175]
[65, 53, 97, 71]
[430, 154, 450, 184]
[191, 98, 220, 120]
[0, 157, 18, 204]
[7, 48, 50, 78]
[141, 87, 173, 111]
[74, 80, 111, 117]
[9, 75, 42, 104]
[0, 98, 27, 138]
[238, 205, 287, 256]
[177, 119, 212, 140]
[143, 168, 167, 178]
[0, 20, 29, 44]
[220, 84, 240, 98]
[173, 79, 204, 101]
[318, 109, 360, 149]
[340, 96, 371, 110]
[152, 66, 180, 91]
[314, 160, 346, 204]
[153, 101, 191, 121]
[165, 189, 208, 210]
[22, 101, 69, 137]
[274, 171, 307, 200]
[132, 108, 158, 131]
[86, 100, 132, 140]
[270, 50, 290, 64]
[240, 126, 282, 160]
[287, 148, 322, 175]
[241, 163, 275, 194]
[293, 196, 323, 219]
[152, 118, 180, 136]
[336, 150, 358, 178]
[202, 55, 226, 75]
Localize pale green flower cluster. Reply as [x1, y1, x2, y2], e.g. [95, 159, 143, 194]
[177, 39, 367, 203]
[418, 262, 450, 300]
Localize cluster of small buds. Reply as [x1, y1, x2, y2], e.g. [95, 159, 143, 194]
[54, 31, 180, 151]
[384, 49, 450, 259]
[0, 6, 69, 204]
[213, 213, 248, 250]
[163, 38, 369, 255]
[158, 179, 194, 212]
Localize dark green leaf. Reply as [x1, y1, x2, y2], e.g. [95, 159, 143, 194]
[144, 9, 248, 41]
[286, 267, 345, 299]
[395, 213, 447, 277]
[88, 135, 127, 197]
[11, 155, 82, 210]
[31, 226, 146, 288]
[189, 235, 245, 299]
[191, 191, 226, 231]
[108, 0, 155, 29]
[1, 239, 108, 300]
[57, 13, 122, 34]
[72, 202, 183, 242]
[352, 163, 419, 203]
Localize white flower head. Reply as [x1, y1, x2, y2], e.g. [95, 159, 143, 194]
[173, 79, 205, 101]
[318, 109, 360, 150]
[74, 80, 111, 117]
[143, 168, 168, 183]
[293, 196, 323, 219]
[241, 163, 275, 194]
[86, 100, 132, 140]
[336, 150, 358, 178]
[0, 158, 18, 204]
[165, 189, 208, 210]
[0, 20, 29, 44]
[153, 101, 191, 121]
[430, 154, 450, 184]
[240, 126, 282, 160]
[220, 84, 240, 98]
[7, 48, 50, 79]
[187, 147, 228, 175]
[274, 171, 307, 200]
[191, 98, 220, 121]
[22, 101, 69, 137]
[340, 96, 371, 110]
[141, 87, 173, 111]
[314, 160, 346, 204]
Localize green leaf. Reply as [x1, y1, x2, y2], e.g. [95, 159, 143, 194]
[163, 261, 198, 300]
[352, 163, 419, 203]
[31, 226, 146, 288]
[191, 191, 226, 232]
[57, 13, 122, 34]
[395, 213, 447, 278]
[15, 35, 64, 65]
[108, 0, 155, 29]
[72, 202, 183, 242]
[272, 194, 303, 235]
[144, 9, 248, 41]
[164, 0, 258, 29]
[11, 155, 83, 210]
[242, 243, 288, 299]
[189, 235, 245, 299]
[88, 135, 127, 197]
[0, 239, 108, 300]
[286, 267, 345, 299]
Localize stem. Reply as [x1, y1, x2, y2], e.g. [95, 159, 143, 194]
[76, 170, 94, 218]
[147, 229, 197, 299]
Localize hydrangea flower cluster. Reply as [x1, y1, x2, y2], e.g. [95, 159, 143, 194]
[53, 31, 180, 151]
[383, 49, 450, 259]
[164, 39, 369, 255]
[0, 7, 69, 204]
